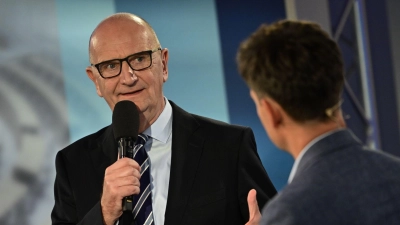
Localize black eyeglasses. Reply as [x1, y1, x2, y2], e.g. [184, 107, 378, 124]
[92, 47, 162, 79]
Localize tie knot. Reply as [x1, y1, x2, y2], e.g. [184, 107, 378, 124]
[136, 133, 148, 145]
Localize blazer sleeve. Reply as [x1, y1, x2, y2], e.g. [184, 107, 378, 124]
[260, 202, 296, 225]
[51, 151, 104, 225]
[237, 127, 277, 220]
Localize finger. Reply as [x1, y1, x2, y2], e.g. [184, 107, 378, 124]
[114, 175, 141, 188]
[105, 158, 141, 175]
[247, 189, 261, 223]
[102, 176, 141, 200]
[248, 189, 259, 212]
[115, 157, 141, 167]
[114, 184, 141, 198]
[108, 166, 142, 178]
[103, 167, 141, 193]
[117, 157, 141, 169]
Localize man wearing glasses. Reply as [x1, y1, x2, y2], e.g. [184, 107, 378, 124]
[51, 13, 276, 225]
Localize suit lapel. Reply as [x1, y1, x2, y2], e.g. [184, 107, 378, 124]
[88, 126, 118, 185]
[164, 101, 205, 225]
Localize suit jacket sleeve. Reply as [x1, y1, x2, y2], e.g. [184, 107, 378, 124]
[238, 127, 277, 220]
[51, 151, 104, 225]
[260, 200, 296, 225]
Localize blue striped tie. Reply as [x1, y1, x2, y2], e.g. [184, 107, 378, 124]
[131, 134, 154, 225]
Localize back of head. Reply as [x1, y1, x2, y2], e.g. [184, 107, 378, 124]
[237, 20, 344, 122]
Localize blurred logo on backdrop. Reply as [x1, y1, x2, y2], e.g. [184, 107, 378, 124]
[0, 0, 69, 224]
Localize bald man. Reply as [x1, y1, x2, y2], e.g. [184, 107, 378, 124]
[51, 13, 276, 225]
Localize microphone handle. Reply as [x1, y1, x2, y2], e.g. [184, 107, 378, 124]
[118, 138, 136, 211]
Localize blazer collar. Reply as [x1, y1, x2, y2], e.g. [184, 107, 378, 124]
[295, 129, 362, 179]
[88, 125, 117, 182]
[102, 125, 118, 162]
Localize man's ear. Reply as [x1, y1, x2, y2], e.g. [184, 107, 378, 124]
[161, 48, 169, 83]
[86, 66, 103, 97]
[261, 97, 283, 128]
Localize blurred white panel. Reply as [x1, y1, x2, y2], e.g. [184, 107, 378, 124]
[56, 0, 116, 142]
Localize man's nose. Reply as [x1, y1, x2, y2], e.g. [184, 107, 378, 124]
[120, 61, 136, 84]
[121, 60, 134, 73]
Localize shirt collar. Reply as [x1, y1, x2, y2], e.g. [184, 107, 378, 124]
[142, 97, 173, 143]
[287, 128, 344, 183]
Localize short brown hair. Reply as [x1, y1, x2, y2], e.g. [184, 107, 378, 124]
[237, 20, 344, 122]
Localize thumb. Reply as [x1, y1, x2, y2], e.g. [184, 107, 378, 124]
[245, 189, 261, 225]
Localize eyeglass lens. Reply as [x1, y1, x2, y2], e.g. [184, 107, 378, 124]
[99, 51, 152, 78]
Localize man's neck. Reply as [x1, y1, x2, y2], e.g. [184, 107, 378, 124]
[139, 97, 166, 133]
[283, 121, 344, 159]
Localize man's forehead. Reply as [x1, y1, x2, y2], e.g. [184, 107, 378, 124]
[90, 34, 154, 62]
[92, 20, 150, 44]
[89, 16, 157, 61]
[91, 30, 152, 50]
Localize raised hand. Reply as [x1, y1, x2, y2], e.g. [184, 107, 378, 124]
[245, 189, 261, 225]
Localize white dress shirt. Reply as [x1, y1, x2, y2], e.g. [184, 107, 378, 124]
[142, 97, 173, 225]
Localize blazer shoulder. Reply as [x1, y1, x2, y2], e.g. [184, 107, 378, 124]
[192, 113, 249, 130]
[169, 100, 252, 135]
[262, 179, 333, 224]
[58, 125, 111, 159]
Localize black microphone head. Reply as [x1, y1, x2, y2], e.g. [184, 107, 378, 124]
[112, 100, 140, 141]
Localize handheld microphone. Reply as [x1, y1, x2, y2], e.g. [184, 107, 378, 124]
[112, 100, 140, 212]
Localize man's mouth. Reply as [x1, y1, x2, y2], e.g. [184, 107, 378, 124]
[120, 89, 144, 97]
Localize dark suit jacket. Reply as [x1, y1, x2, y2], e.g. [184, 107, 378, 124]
[52, 101, 277, 225]
[261, 129, 400, 225]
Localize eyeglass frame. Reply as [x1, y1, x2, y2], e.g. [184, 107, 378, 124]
[91, 47, 162, 79]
